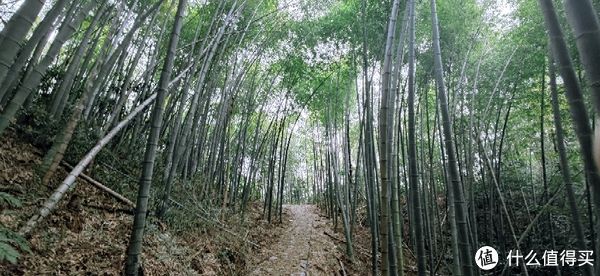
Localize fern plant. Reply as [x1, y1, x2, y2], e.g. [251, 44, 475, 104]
[0, 226, 31, 264]
[0, 192, 30, 264]
[0, 192, 22, 208]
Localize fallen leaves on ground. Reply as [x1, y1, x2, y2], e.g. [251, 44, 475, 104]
[0, 131, 291, 275]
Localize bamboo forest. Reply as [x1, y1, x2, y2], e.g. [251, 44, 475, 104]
[5, 0, 600, 275]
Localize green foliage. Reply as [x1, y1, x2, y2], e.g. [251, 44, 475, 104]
[0, 193, 30, 264]
[272, 52, 356, 124]
[179, 1, 223, 50]
[0, 227, 31, 264]
[15, 103, 60, 152]
[284, 0, 388, 60]
[0, 239, 20, 264]
[0, 192, 22, 209]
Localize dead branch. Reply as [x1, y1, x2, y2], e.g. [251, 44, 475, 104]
[61, 161, 135, 207]
[323, 231, 372, 258]
[169, 199, 260, 248]
[336, 256, 347, 276]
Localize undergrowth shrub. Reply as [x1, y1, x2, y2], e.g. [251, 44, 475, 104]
[0, 193, 31, 264]
[15, 102, 60, 151]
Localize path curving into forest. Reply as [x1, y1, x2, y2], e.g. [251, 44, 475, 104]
[249, 205, 343, 275]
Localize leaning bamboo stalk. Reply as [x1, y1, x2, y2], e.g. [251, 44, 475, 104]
[124, 0, 183, 272]
[0, 0, 47, 90]
[0, 0, 67, 100]
[477, 135, 530, 276]
[19, 93, 157, 236]
[496, 184, 565, 274]
[0, 0, 97, 136]
[40, 3, 108, 184]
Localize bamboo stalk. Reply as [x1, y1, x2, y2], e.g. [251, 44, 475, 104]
[19, 94, 156, 236]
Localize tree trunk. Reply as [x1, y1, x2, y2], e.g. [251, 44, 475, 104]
[40, 3, 108, 183]
[379, 0, 401, 274]
[0, 0, 68, 102]
[548, 54, 592, 276]
[541, 0, 600, 269]
[0, 0, 47, 91]
[361, 0, 378, 273]
[0, 0, 97, 136]
[19, 93, 157, 236]
[430, 0, 472, 274]
[563, 0, 600, 114]
[124, 0, 183, 273]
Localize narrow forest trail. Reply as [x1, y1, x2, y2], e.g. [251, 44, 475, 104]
[249, 205, 344, 275]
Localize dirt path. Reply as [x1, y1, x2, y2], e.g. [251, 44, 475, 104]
[249, 205, 343, 275]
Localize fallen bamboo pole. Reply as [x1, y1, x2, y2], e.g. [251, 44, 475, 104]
[61, 162, 134, 207]
[19, 94, 156, 236]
